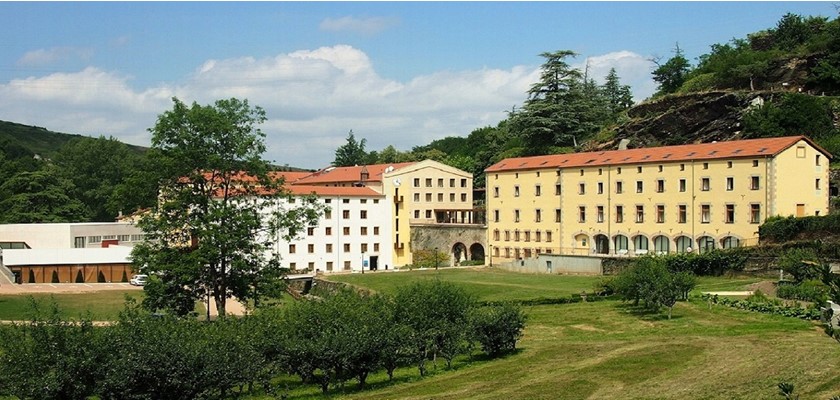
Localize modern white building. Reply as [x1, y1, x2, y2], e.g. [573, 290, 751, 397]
[0, 222, 145, 249]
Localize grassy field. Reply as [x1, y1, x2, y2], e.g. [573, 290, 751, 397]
[0, 291, 145, 321]
[302, 268, 840, 400]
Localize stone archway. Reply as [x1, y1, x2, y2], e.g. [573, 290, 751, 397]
[452, 242, 468, 264]
[469, 243, 485, 261]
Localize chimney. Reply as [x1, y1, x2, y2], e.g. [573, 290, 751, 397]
[360, 166, 369, 183]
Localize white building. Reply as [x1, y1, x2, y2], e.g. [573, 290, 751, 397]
[0, 222, 145, 249]
[271, 185, 392, 273]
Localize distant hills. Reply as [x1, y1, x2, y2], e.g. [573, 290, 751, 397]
[0, 120, 147, 157]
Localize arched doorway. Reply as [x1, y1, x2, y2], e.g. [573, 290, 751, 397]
[469, 243, 484, 262]
[633, 235, 649, 255]
[594, 234, 610, 254]
[452, 242, 468, 264]
[721, 236, 740, 249]
[675, 236, 692, 253]
[614, 234, 629, 255]
[653, 235, 670, 255]
[697, 236, 716, 254]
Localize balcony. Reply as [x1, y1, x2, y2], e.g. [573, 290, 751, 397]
[431, 209, 486, 225]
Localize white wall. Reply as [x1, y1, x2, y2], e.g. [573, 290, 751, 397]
[0, 223, 144, 249]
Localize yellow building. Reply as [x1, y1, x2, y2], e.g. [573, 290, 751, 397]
[294, 160, 473, 267]
[485, 136, 830, 262]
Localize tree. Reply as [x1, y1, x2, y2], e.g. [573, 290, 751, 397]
[614, 256, 696, 319]
[53, 136, 146, 221]
[0, 166, 89, 223]
[601, 68, 634, 119]
[652, 44, 692, 95]
[131, 97, 324, 317]
[333, 130, 369, 166]
[470, 302, 527, 356]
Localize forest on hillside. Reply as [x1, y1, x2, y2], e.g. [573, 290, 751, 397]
[2, 12, 839, 223]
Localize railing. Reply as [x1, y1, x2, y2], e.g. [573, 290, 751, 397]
[432, 209, 486, 225]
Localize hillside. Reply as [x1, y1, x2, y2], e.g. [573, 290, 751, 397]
[0, 120, 147, 157]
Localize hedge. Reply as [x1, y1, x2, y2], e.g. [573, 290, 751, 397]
[759, 214, 840, 243]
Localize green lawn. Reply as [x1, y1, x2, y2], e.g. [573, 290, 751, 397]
[0, 291, 145, 321]
[292, 269, 840, 400]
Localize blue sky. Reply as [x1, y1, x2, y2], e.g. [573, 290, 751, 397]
[0, 2, 836, 168]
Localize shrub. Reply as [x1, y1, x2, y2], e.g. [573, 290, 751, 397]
[759, 214, 840, 243]
[593, 276, 618, 296]
[614, 256, 697, 318]
[776, 280, 828, 304]
[664, 250, 746, 276]
[778, 248, 823, 282]
[470, 302, 527, 357]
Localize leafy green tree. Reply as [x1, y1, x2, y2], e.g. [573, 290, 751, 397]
[132, 97, 324, 317]
[652, 44, 692, 95]
[743, 93, 837, 140]
[333, 130, 369, 166]
[52, 136, 145, 221]
[615, 256, 696, 318]
[0, 166, 89, 223]
[470, 302, 527, 356]
[375, 144, 415, 164]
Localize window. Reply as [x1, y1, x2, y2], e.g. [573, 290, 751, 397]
[360, 199, 367, 204]
[725, 204, 735, 223]
[425, 193, 432, 202]
[289, 244, 296, 254]
[597, 206, 604, 223]
[493, 187, 499, 197]
[344, 243, 350, 252]
[342, 198, 350, 204]
[658, 165, 663, 172]
[514, 209, 520, 222]
[579, 206, 586, 223]
[493, 230, 500, 241]
[616, 205, 624, 223]
[701, 205, 711, 223]
[89, 236, 102, 243]
[360, 210, 368, 219]
[656, 205, 665, 223]
[514, 230, 520, 242]
[680, 163, 685, 171]
[289, 262, 297, 270]
[616, 181, 623, 193]
[514, 185, 520, 197]
[103, 235, 116, 240]
[597, 182, 604, 194]
[413, 178, 420, 187]
[555, 209, 562, 222]
[450, 178, 456, 187]
[535, 231, 542, 242]
[308, 244, 314, 253]
[342, 210, 350, 219]
[344, 261, 351, 270]
[307, 227, 314, 236]
[450, 193, 455, 202]
[703, 162, 709, 169]
[361, 227, 368, 235]
[493, 210, 500, 222]
[374, 227, 379, 235]
[425, 210, 432, 218]
[637, 166, 642, 173]
[535, 209, 542, 222]
[374, 243, 380, 251]
[326, 244, 333, 253]
[343, 227, 350, 235]
[118, 235, 129, 242]
[414, 210, 420, 218]
[636, 181, 643, 193]
[701, 178, 710, 191]
[727, 161, 733, 168]
[461, 193, 467, 202]
[656, 179, 664, 193]
[325, 227, 332, 235]
[461, 179, 468, 188]
[425, 178, 432, 187]
[817, 154, 822, 166]
[796, 145, 806, 158]
[726, 177, 734, 191]
[580, 169, 584, 176]
[555, 184, 562, 195]
[678, 205, 687, 223]
[750, 204, 761, 223]
[751, 176, 760, 190]
[438, 178, 444, 187]
[546, 231, 553, 242]
[816, 179, 821, 190]
[753, 160, 759, 167]
[617, 167, 622, 174]
[413, 193, 420, 202]
[362, 243, 368, 252]
[504, 230, 510, 241]
[679, 179, 686, 192]
[324, 199, 332, 204]
[525, 231, 531, 242]
[535, 185, 542, 196]
[635, 205, 644, 223]
[437, 193, 443, 202]
[598, 168, 603, 175]
[578, 183, 585, 194]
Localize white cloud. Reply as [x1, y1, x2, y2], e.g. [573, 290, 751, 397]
[319, 16, 399, 35]
[16, 47, 94, 66]
[0, 45, 659, 169]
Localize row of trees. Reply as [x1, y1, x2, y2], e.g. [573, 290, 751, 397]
[0, 282, 526, 399]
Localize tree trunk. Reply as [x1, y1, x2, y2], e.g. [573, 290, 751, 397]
[668, 306, 673, 320]
[357, 371, 368, 389]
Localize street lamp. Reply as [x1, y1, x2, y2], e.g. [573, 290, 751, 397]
[489, 244, 493, 268]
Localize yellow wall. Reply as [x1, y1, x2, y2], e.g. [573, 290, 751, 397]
[487, 148, 829, 263]
[383, 160, 473, 267]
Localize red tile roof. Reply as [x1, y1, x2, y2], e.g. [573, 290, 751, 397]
[270, 171, 313, 183]
[286, 185, 383, 197]
[293, 162, 415, 185]
[485, 136, 829, 172]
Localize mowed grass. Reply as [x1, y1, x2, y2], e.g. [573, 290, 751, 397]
[308, 268, 840, 400]
[0, 290, 145, 321]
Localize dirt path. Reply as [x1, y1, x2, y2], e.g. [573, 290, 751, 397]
[0, 282, 142, 294]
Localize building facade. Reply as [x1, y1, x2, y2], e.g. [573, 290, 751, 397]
[485, 136, 830, 262]
[0, 222, 145, 250]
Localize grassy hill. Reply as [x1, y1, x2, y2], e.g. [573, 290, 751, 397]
[0, 120, 147, 157]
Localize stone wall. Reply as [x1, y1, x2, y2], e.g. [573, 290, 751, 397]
[410, 224, 486, 266]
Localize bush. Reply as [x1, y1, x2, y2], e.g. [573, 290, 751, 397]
[705, 293, 822, 320]
[614, 256, 697, 318]
[759, 214, 840, 243]
[664, 250, 746, 276]
[470, 302, 527, 357]
[777, 247, 824, 282]
[776, 280, 828, 304]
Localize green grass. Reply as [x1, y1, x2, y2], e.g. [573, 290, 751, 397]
[283, 269, 840, 400]
[327, 268, 602, 301]
[0, 291, 145, 321]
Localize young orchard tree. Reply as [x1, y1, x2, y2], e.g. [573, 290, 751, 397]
[132, 97, 324, 317]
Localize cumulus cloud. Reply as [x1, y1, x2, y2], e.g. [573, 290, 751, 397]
[319, 16, 399, 35]
[0, 45, 658, 169]
[16, 47, 94, 66]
